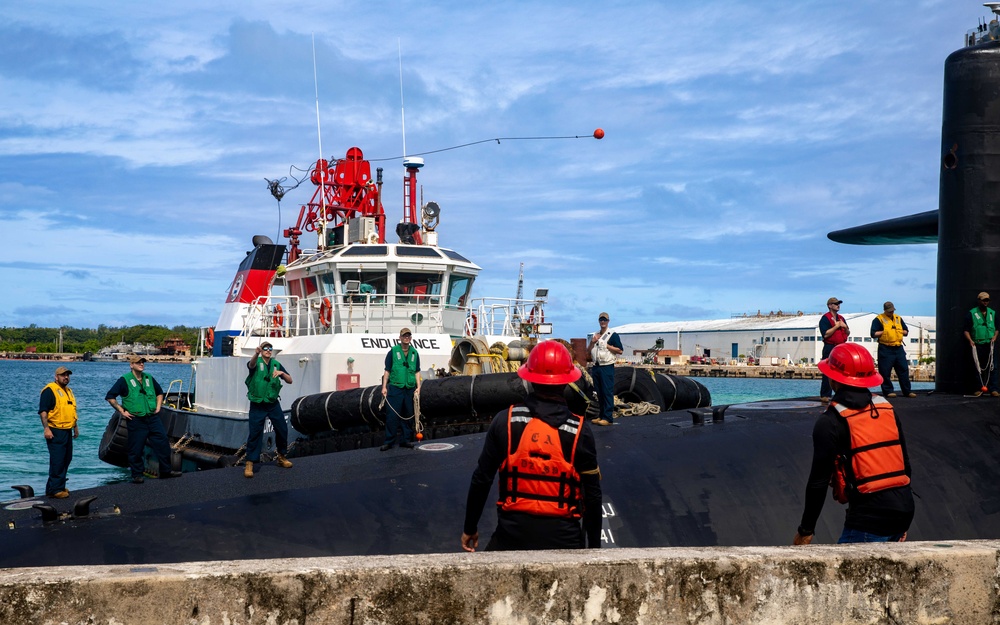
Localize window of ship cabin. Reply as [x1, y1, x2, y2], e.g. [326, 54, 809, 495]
[320, 273, 336, 296]
[302, 277, 319, 300]
[396, 271, 442, 303]
[339, 271, 387, 302]
[447, 274, 473, 308]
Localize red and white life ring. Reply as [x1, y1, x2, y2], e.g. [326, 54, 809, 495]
[527, 306, 544, 324]
[468, 312, 478, 335]
[319, 298, 332, 327]
[204, 327, 215, 351]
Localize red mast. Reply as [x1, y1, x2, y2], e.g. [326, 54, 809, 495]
[284, 147, 386, 262]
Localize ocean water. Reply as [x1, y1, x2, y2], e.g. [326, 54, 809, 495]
[0, 360, 934, 498]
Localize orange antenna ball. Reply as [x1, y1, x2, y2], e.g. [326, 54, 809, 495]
[593, 128, 605, 140]
[416, 432, 424, 441]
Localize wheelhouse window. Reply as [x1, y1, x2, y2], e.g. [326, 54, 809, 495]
[339, 271, 387, 301]
[447, 274, 474, 307]
[396, 271, 442, 301]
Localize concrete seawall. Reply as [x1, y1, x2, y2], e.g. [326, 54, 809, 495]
[2, 541, 997, 625]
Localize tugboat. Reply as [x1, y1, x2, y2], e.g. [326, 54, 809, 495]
[98, 146, 562, 472]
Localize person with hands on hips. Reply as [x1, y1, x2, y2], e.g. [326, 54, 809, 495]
[105, 355, 178, 483]
[243, 341, 294, 478]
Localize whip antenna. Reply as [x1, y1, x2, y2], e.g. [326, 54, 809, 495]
[312, 34, 327, 246]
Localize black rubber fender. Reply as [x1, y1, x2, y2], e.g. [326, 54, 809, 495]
[612, 366, 665, 412]
[97, 412, 129, 468]
[654, 373, 712, 410]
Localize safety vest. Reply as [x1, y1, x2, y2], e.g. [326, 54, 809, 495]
[830, 396, 909, 503]
[970, 307, 996, 344]
[42, 382, 77, 429]
[121, 372, 159, 416]
[822, 312, 849, 345]
[498, 406, 584, 518]
[591, 331, 617, 366]
[245, 357, 284, 404]
[876, 314, 905, 347]
[387, 344, 418, 389]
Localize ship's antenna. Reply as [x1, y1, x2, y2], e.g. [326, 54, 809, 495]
[399, 40, 406, 161]
[312, 34, 327, 247]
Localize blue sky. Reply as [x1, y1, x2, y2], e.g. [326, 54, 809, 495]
[0, 1, 982, 340]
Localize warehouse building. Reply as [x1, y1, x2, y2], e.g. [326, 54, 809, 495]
[609, 311, 936, 366]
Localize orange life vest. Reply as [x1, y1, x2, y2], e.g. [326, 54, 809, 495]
[830, 396, 909, 503]
[498, 406, 584, 518]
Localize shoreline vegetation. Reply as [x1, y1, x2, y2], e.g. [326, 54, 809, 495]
[0, 324, 200, 362]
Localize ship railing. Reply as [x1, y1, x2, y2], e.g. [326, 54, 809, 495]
[467, 298, 547, 337]
[244, 293, 467, 337]
[243, 295, 301, 339]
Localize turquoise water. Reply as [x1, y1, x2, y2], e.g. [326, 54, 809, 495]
[0, 360, 934, 498]
[0, 360, 192, 498]
[702, 376, 934, 405]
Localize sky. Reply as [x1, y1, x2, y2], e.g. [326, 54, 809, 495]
[0, 1, 984, 340]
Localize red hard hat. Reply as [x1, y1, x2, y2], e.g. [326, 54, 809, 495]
[517, 340, 582, 385]
[817, 343, 884, 388]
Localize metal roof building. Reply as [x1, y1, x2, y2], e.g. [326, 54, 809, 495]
[608, 312, 936, 366]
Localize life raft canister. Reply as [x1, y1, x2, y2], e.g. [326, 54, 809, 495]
[498, 406, 584, 518]
[830, 396, 909, 503]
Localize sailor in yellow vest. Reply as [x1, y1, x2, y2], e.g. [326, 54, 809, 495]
[962, 291, 999, 396]
[38, 366, 78, 498]
[869, 301, 915, 398]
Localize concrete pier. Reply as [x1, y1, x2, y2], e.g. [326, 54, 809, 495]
[2, 541, 997, 625]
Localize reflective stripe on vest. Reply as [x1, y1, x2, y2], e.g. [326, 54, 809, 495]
[877, 314, 905, 347]
[121, 372, 158, 416]
[498, 406, 584, 518]
[970, 307, 996, 344]
[43, 382, 77, 429]
[831, 396, 910, 495]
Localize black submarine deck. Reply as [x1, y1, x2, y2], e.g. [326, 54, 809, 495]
[1, 393, 997, 569]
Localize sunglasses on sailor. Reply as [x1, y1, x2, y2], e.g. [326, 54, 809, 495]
[401, 333, 412, 338]
[262, 347, 273, 352]
[982, 298, 991, 303]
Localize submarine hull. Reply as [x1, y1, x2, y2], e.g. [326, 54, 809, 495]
[2, 394, 997, 568]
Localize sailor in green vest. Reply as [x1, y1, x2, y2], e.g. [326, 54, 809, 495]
[243, 341, 294, 478]
[380, 327, 422, 451]
[963, 291, 999, 396]
[39, 366, 78, 498]
[105, 355, 178, 483]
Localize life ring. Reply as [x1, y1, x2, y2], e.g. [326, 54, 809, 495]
[319, 298, 332, 327]
[204, 327, 215, 351]
[468, 312, 478, 335]
[528, 306, 544, 324]
[272, 304, 284, 327]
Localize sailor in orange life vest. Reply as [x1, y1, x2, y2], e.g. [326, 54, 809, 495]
[793, 343, 914, 545]
[461, 340, 603, 551]
[818, 296, 850, 404]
